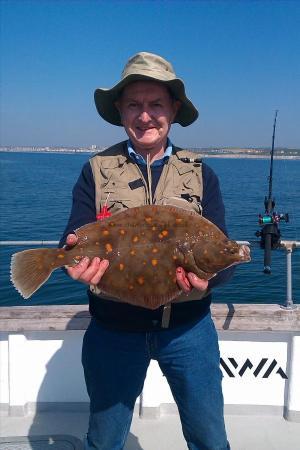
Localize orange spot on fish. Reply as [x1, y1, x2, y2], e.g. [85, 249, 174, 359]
[95, 242, 100, 245]
[151, 259, 158, 267]
[176, 218, 183, 224]
[57, 254, 65, 259]
[152, 248, 158, 253]
[152, 226, 157, 231]
[119, 229, 126, 235]
[105, 243, 113, 253]
[119, 263, 125, 271]
[158, 230, 168, 239]
[102, 230, 109, 236]
[143, 261, 147, 265]
[130, 249, 136, 256]
[137, 276, 144, 285]
[172, 255, 178, 260]
[128, 285, 134, 290]
[133, 236, 139, 243]
[145, 217, 152, 223]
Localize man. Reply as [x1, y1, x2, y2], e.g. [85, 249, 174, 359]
[61, 52, 232, 450]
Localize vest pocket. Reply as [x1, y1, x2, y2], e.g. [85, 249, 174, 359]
[101, 179, 146, 214]
[106, 198, 135, 214]
[158, 196, 202, 214]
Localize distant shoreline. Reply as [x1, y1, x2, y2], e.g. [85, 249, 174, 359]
[1, 149, 299, 160]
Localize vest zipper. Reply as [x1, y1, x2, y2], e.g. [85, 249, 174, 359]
[146, 153, 153, 205]
[132, 162, 151, 205]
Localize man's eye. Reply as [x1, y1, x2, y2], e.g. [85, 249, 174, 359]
[128, 103, 137, 108]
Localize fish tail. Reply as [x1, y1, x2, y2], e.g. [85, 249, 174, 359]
[10, 248, 63, 299]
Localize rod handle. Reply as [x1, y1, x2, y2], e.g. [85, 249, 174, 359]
[263, 233, 272, 274]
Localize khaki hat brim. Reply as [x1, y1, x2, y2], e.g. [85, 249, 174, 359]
[94, 74, 198, 127]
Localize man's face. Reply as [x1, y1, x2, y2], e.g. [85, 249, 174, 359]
[116, 81, 180, 155]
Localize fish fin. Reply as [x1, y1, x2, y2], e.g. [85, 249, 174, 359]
[140, 292, 179, 310]
[10, 248, 59, 299]
[99, 284, 180, 310]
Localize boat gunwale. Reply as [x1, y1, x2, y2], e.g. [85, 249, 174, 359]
[0, 304, 299, 332]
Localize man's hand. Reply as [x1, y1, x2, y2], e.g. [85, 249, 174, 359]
[176, 267, 208, 293]
[65, 234, 109, 285]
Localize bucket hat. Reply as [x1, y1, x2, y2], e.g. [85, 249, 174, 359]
[94, 52, 198, 127]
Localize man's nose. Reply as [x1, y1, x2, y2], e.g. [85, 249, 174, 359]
[138, 110, 152, 121]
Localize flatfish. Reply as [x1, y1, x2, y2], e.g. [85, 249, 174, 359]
[11, 205, 250, 309]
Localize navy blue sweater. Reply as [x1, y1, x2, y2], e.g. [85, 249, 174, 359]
[60, 150, 235, 331]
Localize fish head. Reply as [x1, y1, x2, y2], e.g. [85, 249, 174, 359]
[193, 238, 251, 274]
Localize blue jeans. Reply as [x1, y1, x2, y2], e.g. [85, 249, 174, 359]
[82, 312, 229, 450]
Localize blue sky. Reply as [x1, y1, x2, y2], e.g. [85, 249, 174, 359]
[1, 0, 299, 148]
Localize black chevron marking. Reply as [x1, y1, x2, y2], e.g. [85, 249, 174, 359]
[238, 359, 253, 376]
[220, 358, 235, 377]
[276, 367, 288, 379]
[253, 358, 268, 377]
[263, 359, 277, 378]
[220, 357, 288, 379]
[228, 357, 238, 369]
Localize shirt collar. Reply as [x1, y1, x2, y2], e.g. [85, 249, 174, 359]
[127, 139, 173, 167]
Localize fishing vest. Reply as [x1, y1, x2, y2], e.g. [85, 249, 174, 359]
[89, 141, 210, 303]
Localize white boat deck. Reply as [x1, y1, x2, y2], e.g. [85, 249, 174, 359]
[1, 410, 300, 450]
[1, 304, 300, 449]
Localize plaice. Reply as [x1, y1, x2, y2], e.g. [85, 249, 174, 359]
[10, 205, 251, 309]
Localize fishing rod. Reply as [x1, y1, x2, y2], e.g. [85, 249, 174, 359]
[256, 110, 289, 274]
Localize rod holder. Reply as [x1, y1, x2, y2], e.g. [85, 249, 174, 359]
[280, 241, 299, 311]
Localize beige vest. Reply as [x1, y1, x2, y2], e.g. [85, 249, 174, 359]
[89, 141, 209, 303]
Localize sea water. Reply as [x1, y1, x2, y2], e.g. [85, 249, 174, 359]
[0, 151, 299, 307]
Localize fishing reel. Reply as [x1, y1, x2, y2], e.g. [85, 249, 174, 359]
[258, 212, 289, 226]
[255, 197, 289, 274]
[258, 196, 289, 226]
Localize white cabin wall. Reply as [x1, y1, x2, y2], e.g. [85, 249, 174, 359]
[0, 304, 299, 422]
[0, 335, 9, 406]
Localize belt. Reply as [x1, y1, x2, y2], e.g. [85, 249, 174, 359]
[89, 285, 211, 328]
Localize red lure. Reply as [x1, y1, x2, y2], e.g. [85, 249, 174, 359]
[96, 193, 112, 220]
[96, 205, 112, 221]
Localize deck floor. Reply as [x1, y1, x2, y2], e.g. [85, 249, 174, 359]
[1, 411, 300, 450]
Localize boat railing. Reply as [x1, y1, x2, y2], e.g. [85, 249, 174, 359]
[1, 239, 299, 309]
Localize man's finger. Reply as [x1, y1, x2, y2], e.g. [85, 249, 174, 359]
[90, 259, 109, 285]
[67, 257, 90, 280]
[67, 257, 109, 285]
[65, 233, 78, 248]
[187, 273, 209, 291]
[79, 257, 108, 284]
[176, 267, 192, 292]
